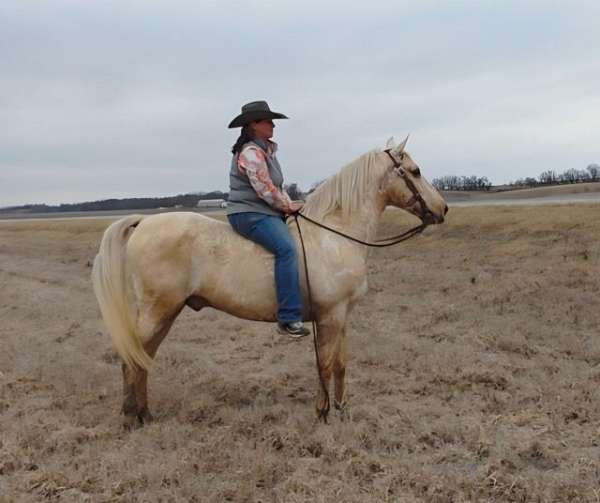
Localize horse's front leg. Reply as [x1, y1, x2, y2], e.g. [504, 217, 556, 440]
[333, 324, 348, 413]
[313, 304, 347, 421]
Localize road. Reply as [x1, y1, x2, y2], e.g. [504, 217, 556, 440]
[449, 192, 600, 207]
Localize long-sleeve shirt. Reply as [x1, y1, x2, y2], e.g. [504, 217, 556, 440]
[237, 141, 295, 214]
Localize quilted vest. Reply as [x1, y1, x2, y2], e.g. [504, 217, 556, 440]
[226, 139, 285, 217]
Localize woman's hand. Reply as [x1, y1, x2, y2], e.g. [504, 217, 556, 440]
[288, 201, 304, 214]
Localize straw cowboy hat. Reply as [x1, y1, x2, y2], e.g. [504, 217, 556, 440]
[228, 100, 289, 128]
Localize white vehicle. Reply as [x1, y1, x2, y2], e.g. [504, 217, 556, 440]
[196, 198, 227, 209]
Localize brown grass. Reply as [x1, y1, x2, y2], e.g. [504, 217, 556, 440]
[1, 205, 600, 502]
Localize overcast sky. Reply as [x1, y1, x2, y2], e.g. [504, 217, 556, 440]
[1, 0, 599, 207]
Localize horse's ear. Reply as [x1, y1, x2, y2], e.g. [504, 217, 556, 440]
[385, 136, 395, 149]
[393, 134, 410, 154]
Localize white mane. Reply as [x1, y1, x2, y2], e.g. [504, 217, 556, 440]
[302, 149, 384, 220]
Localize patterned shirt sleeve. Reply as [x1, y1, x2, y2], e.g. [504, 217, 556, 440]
[237, 146, 294, 213]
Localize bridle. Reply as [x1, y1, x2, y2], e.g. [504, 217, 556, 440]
[383, 149, 437, 225]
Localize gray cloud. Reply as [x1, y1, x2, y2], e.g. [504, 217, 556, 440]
[1, 0, 599, 206]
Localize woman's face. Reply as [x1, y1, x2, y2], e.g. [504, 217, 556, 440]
[250, 119, 275, 140]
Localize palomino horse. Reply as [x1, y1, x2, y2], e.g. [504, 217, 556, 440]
[92, 137, 447, 428]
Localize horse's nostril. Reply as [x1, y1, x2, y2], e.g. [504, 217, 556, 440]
[444, 204, 449, 215]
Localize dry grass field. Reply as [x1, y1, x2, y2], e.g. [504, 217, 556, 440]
[1, 204, 600, 502]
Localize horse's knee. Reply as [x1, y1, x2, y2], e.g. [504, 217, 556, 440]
[334, 360, 346, 381]
[334, 359, 346, 375]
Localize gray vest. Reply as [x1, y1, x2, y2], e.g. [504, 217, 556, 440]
[226, 139, 285, 217]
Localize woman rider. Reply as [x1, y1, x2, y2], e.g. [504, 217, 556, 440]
[226, 100, 310, 338]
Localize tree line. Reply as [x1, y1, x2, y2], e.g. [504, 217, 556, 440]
[5, 163, 598, 213]
[431, 175, 492, 191]
[432, 164, 599, 191]
[1, 191, 228, 214]
[2, 186, 308, 214]
[509, 164, 599, 188]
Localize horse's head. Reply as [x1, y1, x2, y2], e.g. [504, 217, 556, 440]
[379, 136, 448, 225]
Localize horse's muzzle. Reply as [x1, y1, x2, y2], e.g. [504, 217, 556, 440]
[423, 210, 446, 225]
[418, 203, 448, 225]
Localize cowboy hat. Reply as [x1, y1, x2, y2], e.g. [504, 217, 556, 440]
[228, 100, 288, 128]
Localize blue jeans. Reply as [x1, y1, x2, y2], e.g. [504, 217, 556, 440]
[228, 212, 303, 323]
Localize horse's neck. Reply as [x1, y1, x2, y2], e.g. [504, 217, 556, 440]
[302, 153, 390, 256]
[319, 185, 387, 252]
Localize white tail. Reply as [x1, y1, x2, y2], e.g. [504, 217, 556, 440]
[91, 215, 153, 370]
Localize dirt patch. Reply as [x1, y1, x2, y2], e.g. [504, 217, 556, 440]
[1, 205, 600, 501]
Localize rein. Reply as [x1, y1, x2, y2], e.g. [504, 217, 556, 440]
[293, 213, 329, 420]
[295, 212, 426, 247]
[292, 149, 433, 419]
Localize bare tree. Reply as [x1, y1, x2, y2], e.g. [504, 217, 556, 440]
[524, 177, 538, 187]
[561, 169, 579, 184]
[432, 175, 492, 191]
[539, 170, 557, 185]
[432, 178, 445, 190]
[284, 183, 303, 200]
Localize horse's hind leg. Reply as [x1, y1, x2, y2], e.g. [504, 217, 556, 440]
[121, 304, 183, 429]
[121, 364, 149, 429]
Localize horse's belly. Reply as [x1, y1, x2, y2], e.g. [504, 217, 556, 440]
[192, 241, 279, 322]
[199, 280, 278, 322]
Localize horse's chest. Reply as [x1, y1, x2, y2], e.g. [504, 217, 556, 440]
[318, 265, 367, 302]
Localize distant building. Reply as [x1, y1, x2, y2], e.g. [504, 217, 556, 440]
[197, 199, 227, 209]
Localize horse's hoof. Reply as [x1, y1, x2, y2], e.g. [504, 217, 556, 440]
[334, 400, 349, 421]
[122, 414, 142, 431]
[315, 406, 330, 423]
[138, 408, 154, 424]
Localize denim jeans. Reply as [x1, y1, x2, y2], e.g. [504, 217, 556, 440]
[227, 212, 303, 323]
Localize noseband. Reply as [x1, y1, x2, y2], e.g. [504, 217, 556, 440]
[384, 149, 436, 224]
